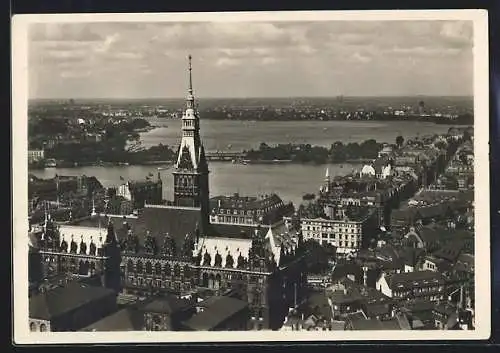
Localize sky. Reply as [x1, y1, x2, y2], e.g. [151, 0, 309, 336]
[28, 20, 474, 99]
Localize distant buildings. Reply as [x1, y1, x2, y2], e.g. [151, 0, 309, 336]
[116, 176, 163, 211]
[209, 193, 294, 228]
[286, 207, 377, 254]
[375, 270, 447, 302]
[28, 149, 45, 164]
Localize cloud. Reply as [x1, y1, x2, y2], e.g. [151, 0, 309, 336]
[28, 20, 474, 98]
[440, 21, 473, 48]
[94, 33, 121, 53]
[59, 70, 92, 79]
[106, 51, 144, 61]
[389, 46, 464, 57]
[30, 23, 104, 42]
[352, 52, 372, 63]
[215, 57, 239, 67]
[261, 57, 279, 65]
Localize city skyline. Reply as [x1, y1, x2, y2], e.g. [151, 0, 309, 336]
[29, 20, 473, 99]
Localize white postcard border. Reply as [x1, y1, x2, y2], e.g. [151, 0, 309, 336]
[12, 9, 490, 344]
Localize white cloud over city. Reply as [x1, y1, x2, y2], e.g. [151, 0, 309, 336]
[28, 20, 473, 99]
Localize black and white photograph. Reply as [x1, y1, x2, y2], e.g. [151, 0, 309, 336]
[12, 10, 490, 343]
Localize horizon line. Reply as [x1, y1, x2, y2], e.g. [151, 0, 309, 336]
[29, 94, 474, 101]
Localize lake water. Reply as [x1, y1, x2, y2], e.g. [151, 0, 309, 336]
[138, 119, 456, 151]
[31, 120, 456, 207]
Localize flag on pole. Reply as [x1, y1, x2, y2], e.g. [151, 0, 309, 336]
[120, 176, 125, 181]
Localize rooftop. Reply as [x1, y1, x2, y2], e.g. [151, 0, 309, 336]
[29, 282, 116, 321]
[141, 295, 193, 314]
[384, 270, 446, 290]
[210, 193, 285, 211]
[80, 307, 142, 331]
[182, 296, 248, 331]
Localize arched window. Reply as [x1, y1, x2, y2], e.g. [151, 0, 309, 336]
[163, 263, 171, 277]
[173, 264, 181, 278]
[29, 322, 36, 332]
[215, 273, 221, 290]
[60, 257, 67, 271]
[145, 261, 153, 275]
[155, 263, 162, 276]
[70, 258, 77, 273]
[258, 308, 264, 319]
[127, 260, 134, 273]
[90, 262, 96, 275]
[183, 265, 191, 278]
[136, 261, 143, 273]
[152, 315, 162, 331]
[202, 272, 209, 287]
[79, 261, 89, 276]
[39, 324, 47, 332]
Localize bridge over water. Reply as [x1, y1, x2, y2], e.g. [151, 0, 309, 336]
[205, 150, 246, 161]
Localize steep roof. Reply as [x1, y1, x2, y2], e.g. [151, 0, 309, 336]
[208, 223, 258, 239]
[81, 307, 142, 331]
[182, 296, 248, 330]
[29, 282, 115, 321]
[210, 193, 285, 211]
[141, 295, 193, 314]
[133, 205, 202, 253]
[384, 270, 446, 291]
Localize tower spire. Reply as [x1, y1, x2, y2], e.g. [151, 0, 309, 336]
[188, 54, 193, 95]
[186, 54, 195, 109]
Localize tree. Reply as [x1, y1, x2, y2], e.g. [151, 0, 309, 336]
[396, 135, 404, 148]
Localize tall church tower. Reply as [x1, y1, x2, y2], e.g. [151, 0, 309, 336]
[173, 55, 210, 228]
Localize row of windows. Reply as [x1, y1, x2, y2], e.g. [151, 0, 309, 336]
[303, 225, 362, 232]
[125, 260, 190, 277]
[393, 286, 444, 297]
[29, 322, 48, 332]
[127, 276, 190, 292]
[305, 232, 359, 242]
[211, 216, 255, 225]
[219, 209, 256, 216]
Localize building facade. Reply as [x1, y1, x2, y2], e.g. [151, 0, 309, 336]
[116, 177, 163, 211]
[286, 208, 377, 254]
[209, 193, 295, 227]
[28, 149, 45, 164]
[32, 214, 122, 294]
[172, 55, 210, 235]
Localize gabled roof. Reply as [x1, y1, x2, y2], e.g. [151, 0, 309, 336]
[81, 307, 143, 331]
[182, 296, 248, 330]
[141, 295, 193, 314]
[29, 282, 115, 321]
[432, 241, 465, 263]
[384, 270, 446, 291]
[208, 223, 259, 239]
[132, 205, 202, 254]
